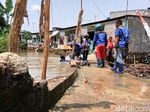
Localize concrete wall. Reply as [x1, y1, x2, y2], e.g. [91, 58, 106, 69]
[104, 16, 150, 53]
[110, 10, 150, 18]
[128, 16, 150, 53]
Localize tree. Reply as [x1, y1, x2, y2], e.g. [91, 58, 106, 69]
[8, 0, 27, 53]
[0, 16, 7, 35]
[0, 0, 13, 24]
[0, 35, 8, 53]
[0, 16, 6, 28]
[21, 30, 32, 44]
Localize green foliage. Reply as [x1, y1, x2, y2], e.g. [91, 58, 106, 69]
[0, 2, 5, 16]
[21, 30, 32, 43]
[19, 30, 32, 50]
[5, 0, 13, 15]
[0, 16, 6, 28]
[19, 42, 28, 50]
[0, 27, 9, 36]
[0, 34, 8, 53]
[0, 26, 9, 53]
[0, 0, 13, 24]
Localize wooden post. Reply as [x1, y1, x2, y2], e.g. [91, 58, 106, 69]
[134, 55, 136, 65]
[8, 0, 27, 53]
[39, 0, 44, 36]
[72, 8, 83, 54]
[41, 0, 50, 80]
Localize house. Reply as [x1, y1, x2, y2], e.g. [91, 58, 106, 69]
[31, 14, 150, 62]
[58, 15, 150, 53]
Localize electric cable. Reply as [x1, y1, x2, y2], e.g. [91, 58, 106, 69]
[90, 0, 107, 18]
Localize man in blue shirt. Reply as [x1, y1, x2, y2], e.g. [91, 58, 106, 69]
[112, 19, 126, 74]
[93, 24, 107, 67]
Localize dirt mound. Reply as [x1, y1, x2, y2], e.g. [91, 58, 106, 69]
[125, 64, 150, 79]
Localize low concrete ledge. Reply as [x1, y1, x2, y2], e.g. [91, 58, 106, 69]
[47, 67, 78, 108]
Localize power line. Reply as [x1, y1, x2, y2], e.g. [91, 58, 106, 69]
[90, 0, 107, 18]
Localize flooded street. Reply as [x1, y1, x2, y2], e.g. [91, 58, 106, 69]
[19, 52, 69, 79]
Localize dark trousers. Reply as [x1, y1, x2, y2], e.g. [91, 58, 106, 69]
[108, 48, 113, 62]
[83, 49, 89, 60]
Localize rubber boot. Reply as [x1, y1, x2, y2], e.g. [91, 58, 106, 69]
[118, 63, 124, 74]
[111, 60, 117, 72]
[102, 59, 105, 67]
[97, 59, 101, 68]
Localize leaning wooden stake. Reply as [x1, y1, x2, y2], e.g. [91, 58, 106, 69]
[72, 8, 83, 55]
[41, 0, 50, 80]
[39, 0, 44, 36]
[8, 0, 27, 53]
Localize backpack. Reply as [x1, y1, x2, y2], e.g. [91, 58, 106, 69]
[119, 26, 129, 44]
[119, 26, 129, 58]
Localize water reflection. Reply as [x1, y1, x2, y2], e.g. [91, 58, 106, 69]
[19, 51, 69, 79]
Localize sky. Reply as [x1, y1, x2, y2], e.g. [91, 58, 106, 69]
[1, 0, 150, 33]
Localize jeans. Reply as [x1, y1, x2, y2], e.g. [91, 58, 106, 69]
[113, 48, 124, 73]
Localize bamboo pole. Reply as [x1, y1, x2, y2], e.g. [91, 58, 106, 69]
[72, 8, 83, 55]
[41, 0, 50, 80]
[8, 0, 27, 53]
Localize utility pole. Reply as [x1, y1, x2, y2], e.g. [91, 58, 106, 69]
[126, 0, 128, 16]
[125, 0, 129, 27]
[41, 0, 50, 80]
[81, 0, 83, 9]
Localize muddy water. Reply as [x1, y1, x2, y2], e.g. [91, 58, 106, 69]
[19, 52, 69, 79]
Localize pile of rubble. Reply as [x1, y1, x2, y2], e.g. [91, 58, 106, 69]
[125, 64, 150, 79]
[0, 52, 48, 112]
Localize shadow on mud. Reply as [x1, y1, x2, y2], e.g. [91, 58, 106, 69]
[53, 101, 115, 111]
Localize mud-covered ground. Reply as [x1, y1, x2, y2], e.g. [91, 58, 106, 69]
[125, 64, 150, 79]
[49, 66, 150, 112]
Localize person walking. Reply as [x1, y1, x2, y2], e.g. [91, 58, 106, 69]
[107, 36, 114, 64]
[81, 34, 90, 61]
[112, 19, 129, 74]
[93, 24, 107, 68]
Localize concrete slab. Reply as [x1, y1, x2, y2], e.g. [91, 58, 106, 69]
[47, 67, 78, 108]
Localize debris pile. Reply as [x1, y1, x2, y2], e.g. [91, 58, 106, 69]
[125, 64, 150, 79]
[0, 52, 48, 112]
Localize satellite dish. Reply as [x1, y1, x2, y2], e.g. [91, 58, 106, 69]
[51, 30, 59, 37]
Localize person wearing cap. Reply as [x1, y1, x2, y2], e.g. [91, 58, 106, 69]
[81, 34, 90, 61]
[93, 24, 107, 68]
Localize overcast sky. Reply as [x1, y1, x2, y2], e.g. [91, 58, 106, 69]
[1, 0, 150, 32]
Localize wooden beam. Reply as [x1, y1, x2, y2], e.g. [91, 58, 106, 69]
[41, 0, 50, 80]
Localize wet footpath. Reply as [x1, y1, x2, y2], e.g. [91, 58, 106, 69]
[49, 55, 150, 112]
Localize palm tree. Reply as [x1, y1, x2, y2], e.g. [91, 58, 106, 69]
[0, 0, 13, 24]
